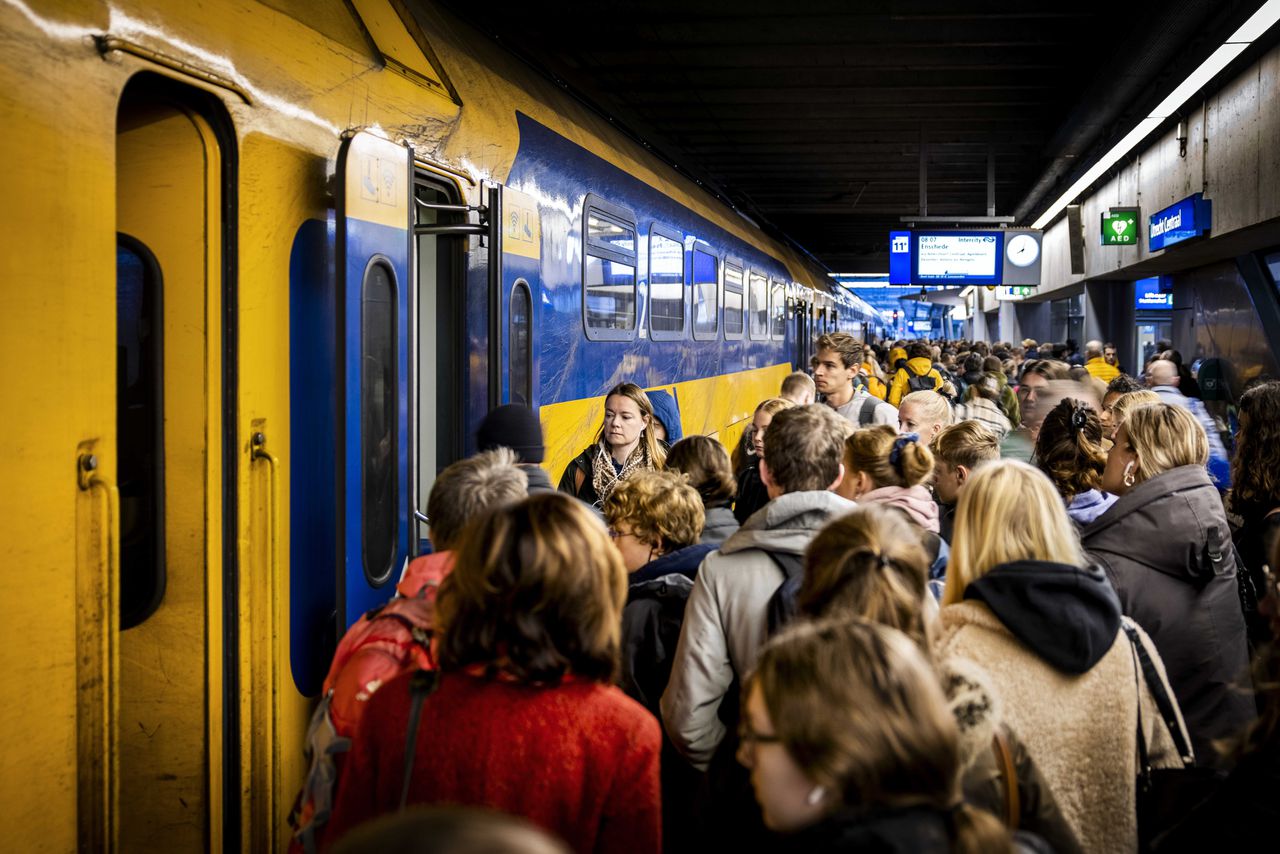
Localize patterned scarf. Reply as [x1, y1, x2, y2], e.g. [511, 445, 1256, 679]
[590, 440, 650, 505]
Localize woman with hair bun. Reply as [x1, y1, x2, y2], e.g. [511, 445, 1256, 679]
[738, 618, 1012, 852]
[1033, 398, 1116, 526]
[835, 426, 939, 534]
[559, 382, 666, 507]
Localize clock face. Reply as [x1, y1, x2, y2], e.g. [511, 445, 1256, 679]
[1007, 233, 1040, 267]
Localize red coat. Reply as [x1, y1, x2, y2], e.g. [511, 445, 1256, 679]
[325, 669, 662, 854]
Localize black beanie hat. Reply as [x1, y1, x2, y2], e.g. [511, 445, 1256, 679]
[476, 404, 545, 464]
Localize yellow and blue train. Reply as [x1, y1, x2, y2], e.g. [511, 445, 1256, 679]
[0, 1, 878, 849]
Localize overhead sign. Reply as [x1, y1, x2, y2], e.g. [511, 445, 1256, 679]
[1101, 208, 1140, 246]
[911, 320, 932, 332]
[996, 286, 1035, 301]
[889, 231, 911, 284]
[1134, 276, 1173, 310]
[1149, 193, 1212, 252]
[913, 231, 1003, 286]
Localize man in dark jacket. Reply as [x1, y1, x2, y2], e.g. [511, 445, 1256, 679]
[475, 403, 555, 494]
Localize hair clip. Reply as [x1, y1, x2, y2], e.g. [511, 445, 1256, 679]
[1069, 402, 1089, 433]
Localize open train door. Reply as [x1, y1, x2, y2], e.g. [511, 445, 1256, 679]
[335, 131, 413, 629]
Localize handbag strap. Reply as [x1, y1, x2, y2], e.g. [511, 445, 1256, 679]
[1121, 623, 1194, 767]
[399, 670, 440, 811]
[991, 728, 1020, 829]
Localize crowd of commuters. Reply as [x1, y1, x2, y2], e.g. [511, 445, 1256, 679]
[293, 333, 1279, 854]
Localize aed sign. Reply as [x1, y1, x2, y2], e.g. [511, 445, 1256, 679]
[889, 230, 912, 284]
[995, 286, 1035, 301]
[1101, 208, 1140, 245]
[1149, 194, 1212, 252]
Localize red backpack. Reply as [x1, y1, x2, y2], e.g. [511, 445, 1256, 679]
[288, 552, 452, 852]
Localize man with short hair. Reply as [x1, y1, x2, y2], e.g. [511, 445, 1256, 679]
[661, 405, 854, 770]
[1147, 359, 1230, 487]
[779, 371, 816, 406]
[1083, 339, 1120, 384]
[811, 332, 897, 427]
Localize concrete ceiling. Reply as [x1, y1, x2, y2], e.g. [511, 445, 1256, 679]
[435, 0, 1267, 272]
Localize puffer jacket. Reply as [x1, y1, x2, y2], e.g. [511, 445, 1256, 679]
[660, 490, 856, 770]
[888, 356, 944, 406]
[1082, 465, 1255, 765]
[935, 560, 1188, 854]
[620, 543, 716, 716]
[942, 657, 1082, 853]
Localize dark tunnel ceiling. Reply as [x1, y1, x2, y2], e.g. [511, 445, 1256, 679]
[434, 1, 1267, 272]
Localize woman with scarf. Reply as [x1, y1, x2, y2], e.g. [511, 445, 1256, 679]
[559, 382, 667, 507]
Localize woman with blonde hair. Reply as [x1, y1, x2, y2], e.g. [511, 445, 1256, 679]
[327, 495, 661, 853]
[799, 507, 1081, 852]
[1084, 403, 1254, 765]
[835, 426, 938, 533]
[738, 618, 1012, 852]
[897, 389, 953, 445]
[733, 397, 796, 523]
[559, 382, 666, 506]
[936, 460, 1189, 853]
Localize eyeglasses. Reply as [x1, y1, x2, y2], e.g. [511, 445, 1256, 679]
[607, 527, 636, 541]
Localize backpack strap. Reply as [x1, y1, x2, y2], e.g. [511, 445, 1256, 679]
[398, 670, 440, 811]
[762, 550, 806, 632]
[763, 549, 804, 581]
[1121, 623, 1194, 766]
[991, 728, 1019, 829]
[858, 395, 879, 426]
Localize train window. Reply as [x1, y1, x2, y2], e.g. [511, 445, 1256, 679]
[749, 271, 768, 339]
[362, 260, 398, 586]
[583, 196, 638, 340]
[649, 228, 685, 339]
[724, 261, 745, 339]
[692, 248, 719, 340]
[116, 235, 165, 629]
[510, 280, 532, 406]
[770, 280, 786, 339]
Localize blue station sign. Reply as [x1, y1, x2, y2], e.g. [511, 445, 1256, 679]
[1148, 193, 1212, 252]
[889, 230, 911, 284]
[1134, 276, 1173, 310]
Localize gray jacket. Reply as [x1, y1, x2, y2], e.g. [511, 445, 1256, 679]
[660, 489, 856, 769]
[699, 505, 739, 545]
[1081, 464, 1254, 764]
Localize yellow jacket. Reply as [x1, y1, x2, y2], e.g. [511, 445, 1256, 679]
[1084, 357, 1120, 385]
[860, 362, 888, 400]
[888, 356, 944, 407]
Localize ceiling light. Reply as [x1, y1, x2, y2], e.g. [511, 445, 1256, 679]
[1032, 0, 1280, 229]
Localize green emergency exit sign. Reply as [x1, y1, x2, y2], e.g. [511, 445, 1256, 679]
[1102, 208, 1140, 245]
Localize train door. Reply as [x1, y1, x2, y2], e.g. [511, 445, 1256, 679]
[336, 132, 412, 629]
[412, 172, 467, 550]
[114, 80, 230, 851]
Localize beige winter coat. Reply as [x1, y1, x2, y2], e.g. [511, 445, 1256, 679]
[934, 602, 1189, 854]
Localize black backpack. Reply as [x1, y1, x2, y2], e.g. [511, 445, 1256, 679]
[857, 395, 879, 427]
[763, 550, 806, 636]
[903, 362, 939, 393]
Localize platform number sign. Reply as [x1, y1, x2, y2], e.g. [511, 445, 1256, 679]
[1102, 209, 1140, 246]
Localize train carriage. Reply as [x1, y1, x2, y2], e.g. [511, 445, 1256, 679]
[0, 1, 878, 849]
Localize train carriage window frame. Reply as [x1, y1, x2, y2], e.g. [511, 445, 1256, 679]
[770, 278, 786, 340]
[748, 270, 768, 340]
[509, 279, 533, 406]
[648, 224, 686, 341]
[582, 194, 638, 341]
[691, 245, 719, 341]
[361, 256, 399, 587]
[723, 259, 746, 340]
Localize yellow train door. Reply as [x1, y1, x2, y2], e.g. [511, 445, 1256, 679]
[114, 78, 228, 852]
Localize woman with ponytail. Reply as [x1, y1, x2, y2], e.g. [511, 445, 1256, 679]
[797, 506, 1082, 853]
[738, 617, 1012, 853]
[1032, 398, 1117, 526]
[835, 426, 939, 534]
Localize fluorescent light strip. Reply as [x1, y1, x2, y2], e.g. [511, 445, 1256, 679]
[1032, 1, 1280, 229]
